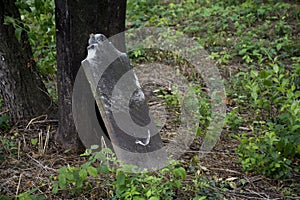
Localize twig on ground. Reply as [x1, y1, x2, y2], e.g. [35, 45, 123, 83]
[38, 130, 43, 154]
[224, 190, 270, 200]
[25, 115, 48, 130]
[43, 125, 50, 154]
[210, 167, 242, 175]
[244, 188, 270, 199]
[31, 119, 58, 125]
[184, 150, 233, 155]
[238, 126, 251, 131]
[15, 173, 22, 197]
[26, 153, 56, 172]
[244, 175, 264, 191]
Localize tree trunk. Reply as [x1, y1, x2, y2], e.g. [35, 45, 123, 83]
[0, 0, 53, 122]
[55, 0, 126, 150]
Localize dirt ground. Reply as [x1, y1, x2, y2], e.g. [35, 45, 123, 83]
[1, 102, 299, 199]
[1, 64, 299, 200]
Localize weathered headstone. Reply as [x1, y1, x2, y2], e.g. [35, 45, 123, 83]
[73, 34, 167, 171]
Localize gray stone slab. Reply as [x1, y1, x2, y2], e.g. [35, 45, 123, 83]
[76, 34, 167, 170]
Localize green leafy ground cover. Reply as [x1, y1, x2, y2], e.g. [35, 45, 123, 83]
[1, 0, 299, 199]
[127, 0, 300, 179]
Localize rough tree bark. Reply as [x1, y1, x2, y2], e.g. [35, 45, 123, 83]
[55, 0, 126, 150]
[0, 0, 53, 122]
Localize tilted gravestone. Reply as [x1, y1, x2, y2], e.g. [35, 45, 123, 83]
[73, 34, 167, 171]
